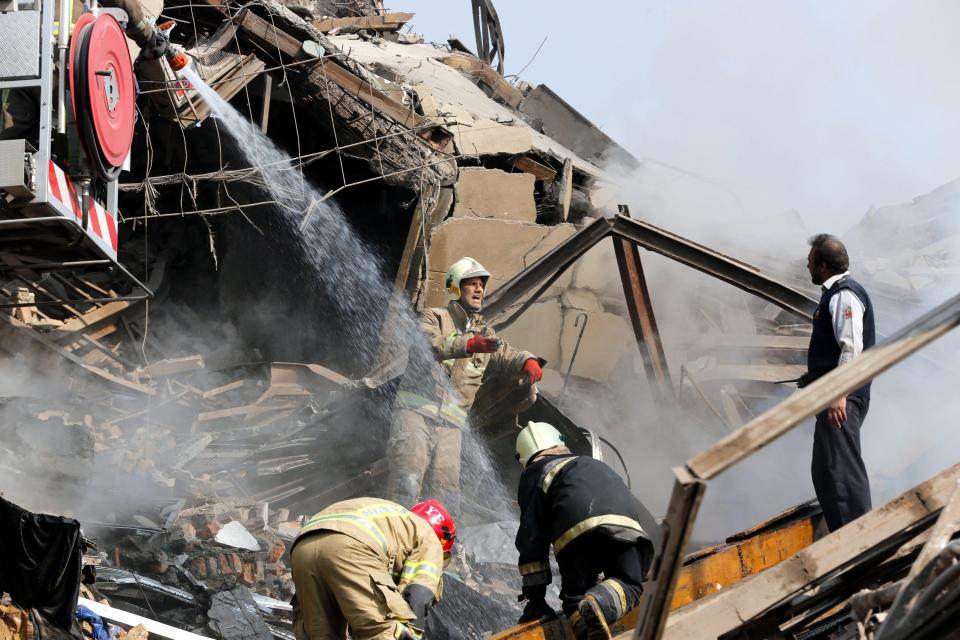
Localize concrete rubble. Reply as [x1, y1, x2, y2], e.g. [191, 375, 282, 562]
[1, 0, 959, 639]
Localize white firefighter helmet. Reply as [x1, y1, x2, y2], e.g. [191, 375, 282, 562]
[445, 257, 491, 301]
[516, 421, 564, 468]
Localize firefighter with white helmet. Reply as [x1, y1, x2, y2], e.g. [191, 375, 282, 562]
[386, 257, 544, 515]
[514, 422, 659, 640]
[290, 497, 456, 640]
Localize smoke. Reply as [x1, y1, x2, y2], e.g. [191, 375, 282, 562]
[582, 150, 960, 542]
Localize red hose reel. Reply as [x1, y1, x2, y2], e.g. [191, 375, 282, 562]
[69, 12, 136, 181]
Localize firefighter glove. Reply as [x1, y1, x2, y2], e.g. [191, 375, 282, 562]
[141, 28, 171, 60]
[402, 583, 435, 630]
[522, 358, 543, 384]
[466, 335, 499, 354]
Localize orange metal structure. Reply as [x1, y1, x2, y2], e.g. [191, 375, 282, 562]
[488, 502, 820, 640]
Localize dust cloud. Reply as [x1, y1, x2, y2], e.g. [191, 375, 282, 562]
[562, 158, 960, 543]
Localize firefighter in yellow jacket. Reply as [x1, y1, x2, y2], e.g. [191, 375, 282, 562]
[290, 498, 456, 640]
[386, 257, 544, 513]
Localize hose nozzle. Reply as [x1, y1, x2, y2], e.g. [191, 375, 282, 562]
[166, 48, 189, 71]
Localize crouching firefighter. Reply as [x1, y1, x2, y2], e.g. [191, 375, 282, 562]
[290, 498, 456, 640]
[514, 423, 659, 640]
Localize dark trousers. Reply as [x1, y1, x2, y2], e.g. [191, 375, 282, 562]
[812, 396, 872, 532]
[556, 530, 651, 616]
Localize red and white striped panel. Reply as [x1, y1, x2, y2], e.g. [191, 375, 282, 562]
[46, 160, 119, 260]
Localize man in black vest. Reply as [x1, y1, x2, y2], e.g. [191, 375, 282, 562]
[799, 234, 876, 532]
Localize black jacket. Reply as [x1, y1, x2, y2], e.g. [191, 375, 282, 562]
[515, 455, 658, 588]
[807, 275, 876, 400]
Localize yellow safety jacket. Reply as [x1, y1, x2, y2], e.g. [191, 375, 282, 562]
[294, 498, 444, 599]
[396, 301, 535, 428]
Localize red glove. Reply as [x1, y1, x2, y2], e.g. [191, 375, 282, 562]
[467, 335, 500, 354]
[522, 359, 543, 384]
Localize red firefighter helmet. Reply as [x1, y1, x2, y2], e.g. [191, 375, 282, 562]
[410, 499, 456, 553]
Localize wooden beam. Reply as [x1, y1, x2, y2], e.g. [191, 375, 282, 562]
[0, 312, 154, 395]
[511, 155, 557, 181]
[656, 463, 960, 640]
[904, 478, 960, 582]
[260, 73, 272, 134]
[688, 291, 960, 480]
[439, 52, 523, 109]
[311, 12, 414, 33]
[633, 467, 705, 640]
[311, 57, 425, 129]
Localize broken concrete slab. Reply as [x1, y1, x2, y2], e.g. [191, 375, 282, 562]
[497, 300, 563, 366]
[453, 168, 536, 222]
[215, 521, 261, 551]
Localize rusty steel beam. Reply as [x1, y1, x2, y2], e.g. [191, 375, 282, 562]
[484, 215, 817, 328]
[613, 205, 670, 385]
[609, 215, 817, 321]
[484, 216, 611, 326]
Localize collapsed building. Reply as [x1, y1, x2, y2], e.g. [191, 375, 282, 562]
[1, 0, 960, 639]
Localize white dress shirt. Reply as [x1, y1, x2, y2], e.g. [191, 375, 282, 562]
[822, 272, 865, 366]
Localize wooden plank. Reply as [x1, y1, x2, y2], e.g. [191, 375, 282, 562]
[312, 12, 414, 33]
[142, 355, 205, 377]
[439, 52, 523, 109]
[311, 57, 425, 129]
[260, 73, 272, 134]
[236, 8, 303, 58]
[56, 299, 136, 334]
[201, 379, 248, 399]
[511, 155, 557, 181]
[633, 467, 706, 640]
[685, 363, 806, 384]
[904, 478, 960, 581]
[689, 292, 960, 480]
[658, 462, 960, 640]
[0, 312, 154, 395]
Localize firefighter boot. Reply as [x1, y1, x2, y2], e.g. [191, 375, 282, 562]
[568, 610, 588, 640]
[577, 578, 642, 640]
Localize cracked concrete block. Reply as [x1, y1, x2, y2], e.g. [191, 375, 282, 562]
[559, 309, 633, 382]
[453, 168, 536, 222]
[497, 300, 563, 367]
[561, 288, 603, 313]
[425, 218, 577, 307]
[571, 243, 622, 298]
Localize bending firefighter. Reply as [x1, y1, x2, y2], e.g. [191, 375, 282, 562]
[514, 423, 658, 640]
[387, 257, 544, 513]
[290, 498, 456, 640]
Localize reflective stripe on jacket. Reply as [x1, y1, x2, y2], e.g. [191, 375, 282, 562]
[515, 456, 658, 588]
[294, 497, 444, 598]
[396, 301, 534, 428]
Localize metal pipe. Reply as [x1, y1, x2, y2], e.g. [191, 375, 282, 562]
[0, 259, 112, 270]
[559, 312, 588, 398]
[0, 293, 150, 309]
[57, 0, 72, 134]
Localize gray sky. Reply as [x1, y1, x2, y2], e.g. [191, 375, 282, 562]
[395, 0, 960, 230]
